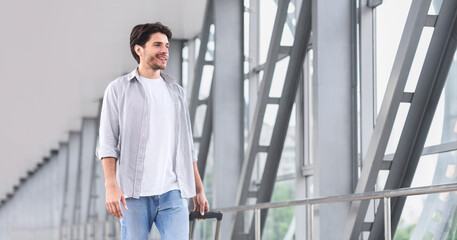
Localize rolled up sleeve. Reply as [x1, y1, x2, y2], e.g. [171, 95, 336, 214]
[96, 81, 120, 160]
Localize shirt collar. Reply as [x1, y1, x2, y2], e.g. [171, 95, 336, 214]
[127, 68, 177, 84]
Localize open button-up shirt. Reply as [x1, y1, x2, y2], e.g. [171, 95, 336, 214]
[96, 68, 198, 199]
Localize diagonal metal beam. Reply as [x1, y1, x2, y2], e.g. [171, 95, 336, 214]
[343, 0, 434, 238]
[196, 80, 213, 180]
[230, 0, 291, 238]
[189, 0, 213, 127]
[368, 0, 457, 238]
[230, 0, 312, 238]
[246, 0, 312, 238]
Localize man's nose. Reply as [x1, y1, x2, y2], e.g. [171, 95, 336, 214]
[161, 46, 168, 54]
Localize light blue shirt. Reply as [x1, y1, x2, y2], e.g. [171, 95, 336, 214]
[96, 68, 198, 199]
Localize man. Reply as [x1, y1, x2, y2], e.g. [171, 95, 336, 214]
[96, 22, 209, 240]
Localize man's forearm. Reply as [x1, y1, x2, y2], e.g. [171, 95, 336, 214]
[102, 157, 118, 187]
[193, 162, 204, 193]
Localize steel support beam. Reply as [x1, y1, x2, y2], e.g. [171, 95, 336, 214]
[231, 0, 312, 238]
[250, 1, 311, 238]
[189, 0, 213, 127]
[231, 0, 292, 238]
[368, 0, 457, 238]
[344, 0, 457, 238]
[343, 0, 433, 238]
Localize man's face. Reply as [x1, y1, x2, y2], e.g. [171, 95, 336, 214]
[136, 32, 169, 70]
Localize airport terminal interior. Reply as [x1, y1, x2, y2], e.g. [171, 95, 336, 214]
[0, 0, 456, 239]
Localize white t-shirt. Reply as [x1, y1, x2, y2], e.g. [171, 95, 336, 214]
[139, 76, 179, 196]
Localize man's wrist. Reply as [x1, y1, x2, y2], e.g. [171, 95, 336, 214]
[196, 187, 204, 194]
[105, 179, 118, 189]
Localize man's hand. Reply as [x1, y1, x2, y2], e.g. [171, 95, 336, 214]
[105, 184, 128, 218]
[101, 157, 127, 218]
[193, 191, 209, 216]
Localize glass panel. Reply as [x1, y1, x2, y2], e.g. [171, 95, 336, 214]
[376, 0, 413, 113]
[205, 25, 215, 61]
[194, 105, 207, 137]
[198, 65, 213, 100]
[263, 180, 295, 240]
[259, 69, 264, 85]
[376, 170, 390, 191]
[385, 103, 410, 155]
[259, 0, 277, 64]
[395, 150, 457, 239]
[259, 104, 278, 146]
[424, 51, 457, 147]
[404, 27, 434, 92]
[279, 1, 296, 46]
[252, 152, 267, 189]
[269, 56, 289, 98]
[194, 135, 215, 239]
[428, 0, 443, 15]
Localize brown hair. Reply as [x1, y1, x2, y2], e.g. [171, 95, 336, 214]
[130, 22, 172, 63]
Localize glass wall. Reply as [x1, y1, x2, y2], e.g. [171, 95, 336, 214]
[376, 0, 457, 239]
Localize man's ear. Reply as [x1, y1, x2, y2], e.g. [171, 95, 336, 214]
[135, 45, 143, 58]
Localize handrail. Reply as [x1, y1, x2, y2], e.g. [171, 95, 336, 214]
[213, 182, 457, 240]
[28, 183, 457, 240]
[213, 182, 457, 212]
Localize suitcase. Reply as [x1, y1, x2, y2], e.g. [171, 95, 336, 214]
[189, 211, 223, 240]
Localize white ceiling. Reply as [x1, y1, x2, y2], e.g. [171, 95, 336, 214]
[0, 0, 206, 200]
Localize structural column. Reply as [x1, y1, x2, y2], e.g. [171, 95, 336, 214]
[311, 0, 354, 238]
[213, 0, 244, 238]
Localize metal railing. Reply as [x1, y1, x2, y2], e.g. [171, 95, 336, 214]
[213, 182, 457, 240]
[24, 183, 457, 240]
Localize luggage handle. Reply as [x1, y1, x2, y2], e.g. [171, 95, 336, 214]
[189, 211, 223, 221]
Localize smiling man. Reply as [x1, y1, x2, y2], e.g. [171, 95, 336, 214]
[96, 22, 209, 240]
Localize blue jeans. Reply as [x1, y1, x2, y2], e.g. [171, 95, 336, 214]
[120, 190, 189, 240]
